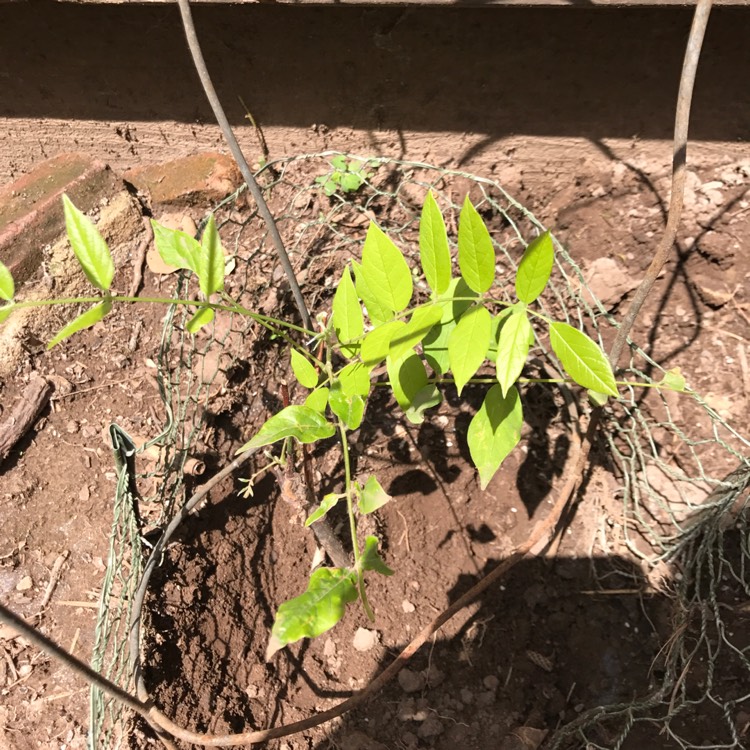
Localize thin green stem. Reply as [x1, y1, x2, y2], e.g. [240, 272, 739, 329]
[338, 421, 360, 570]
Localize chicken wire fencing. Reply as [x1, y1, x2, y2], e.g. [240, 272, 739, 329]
[89, 152, 750, 750]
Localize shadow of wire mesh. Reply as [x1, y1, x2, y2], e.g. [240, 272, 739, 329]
[89, 152, 750, 749]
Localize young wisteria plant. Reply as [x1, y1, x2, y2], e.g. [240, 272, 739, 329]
[0, 191, 684, 660]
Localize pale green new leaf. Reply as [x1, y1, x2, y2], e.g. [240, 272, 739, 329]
[199, 215, 225, 297]
[360, 223, 412, 313]
[305, 387, 330, 412]
[362, 321, 405, 366]
[419, 191, 451, 295]
[423, 277, 476, 374]
[353, 260, 391, 325]
[389, 304, 443, 361]
[360, 536, 394, 576]
[515, 231, 554, 304]
[332, 266, 364, 357]
[291, 349, 319, 389]
[238, 405, 335, 453]
[386, 350, 428, 412]
[0, 261, 14, 300]
[660, 367, 687, 392]
[186, 305, 214, 334]
[405, 384, 442, 425]
[48, 299, 112, 349]
[151, 220, 201, 274]
[358, 476, 391, 514]
[468, 384, 523, 489]
[62, 195, 114, 291]
[458, 197, 495, 294]
[338, 361, 372, 397]
[305, 493, 342, 527]
[549, 322, 617, 396]
[0, 305, 14, 325]
[328, 381, 365, 431]
[267, 568, 358, 656]
[448, 304, 492, 394]
[495, 311, 532, 396]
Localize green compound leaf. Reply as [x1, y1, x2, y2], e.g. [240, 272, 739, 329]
[199, 215, 225, 297]
[361, 223, 413, 313]
[305, 387, 330, 412]
[549, 322, 617, 397]
[333, 266, 364, 357]
[362, 321, 405, 366]
[468, 384, 523, 490]
[238, 405, 335, 453]
[389, 304, 443, 362]
[423, 277, 476, 375]
[358, 475, 391, 514]
[419, 191, 451, 295]
[353, 260, 391, 325]
[495, 311, 533, 396]
[386, 350, 429, 412]
[0, 305, 14, 325]
[267, 567, 358, 658]
[291, 349, 319, 389]
[305, 492, 342, 527]
[448, 304, 492, 395]
[328, 381, 365, 431]
[458, 196, 495, 294]
[151, 221, 201, 274]
[0, 261, 14, 301]
[405, 383, 442, 425]
[338, 361, 372, 398]
[515, 231, 554, 304]
[186, 305, 214, 334]
[340, 172, 364, 193]
[62, 195, 115, 291]
[360, 536, 394, 576]
[48, 299, 112, 349]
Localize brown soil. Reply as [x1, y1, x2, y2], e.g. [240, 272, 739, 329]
[2, 148, 750, 750]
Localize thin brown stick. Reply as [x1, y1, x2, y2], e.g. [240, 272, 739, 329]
[0, 373, 52, 464]
[609, 0, 713, 368]
[129, 217, 154, 298]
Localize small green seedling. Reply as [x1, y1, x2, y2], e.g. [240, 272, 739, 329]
[315, 155, 375, 197]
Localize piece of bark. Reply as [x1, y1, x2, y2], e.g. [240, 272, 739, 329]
[0, 373, 53, 464]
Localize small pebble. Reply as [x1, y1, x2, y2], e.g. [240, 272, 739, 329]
[483, 675, 500, 690]
[398, 668, 426, 694]
[402, 599, 415, 613]
[352, 627, 379, 652]
[16, 576, 33, 592]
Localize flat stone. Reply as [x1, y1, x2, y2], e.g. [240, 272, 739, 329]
[0, 153, 120, 287]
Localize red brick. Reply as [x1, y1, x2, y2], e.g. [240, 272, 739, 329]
[0, 153, 121, 286]
[123, 152, 241, 206]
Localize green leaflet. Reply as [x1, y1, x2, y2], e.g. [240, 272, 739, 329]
[151, 221, 201, 274]
[237, 405, 335, 453]
[48, 299, 112, 349]
[352, 260, 391, 326]
[515, 231, 554, 304]
[467, 384, 523, 490]
[549, 322, 617, 397]
[267, 567, 358, 658]
[199, 215, 225, 297]
[448, 304, 492, 395]
[405, 384, 442, 425]
[305, 493, 342, 527]
[458, 197, 495, 294]
[362, 321, 405, 366]
[360, 536, 394, 576]
[495, 311, 532, 396]
[358, 476, 391, 514]
[305, 387, 330, 413]
[486, 307, 514, 359]
[423, 277, 476, 375]
[389, 304, 443, 362]
[333, 266, 364, 357]
[419, 191, 451, 295]
[328, 381, 365, 431]
[660, 367, 687, 392]
[386, 349, 428, 412]
[62, 195, 115, 291]
[0, 305, 14, 325]
[186, 305, 214, 334]
[0, 261, 14, 301]
[338, 361, 372, 398]
[360, 223, 413, 313]
[291, 349, 319, 389]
